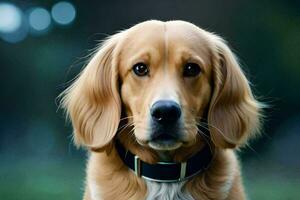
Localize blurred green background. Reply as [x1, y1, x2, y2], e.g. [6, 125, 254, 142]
[0, 0, 299, 199]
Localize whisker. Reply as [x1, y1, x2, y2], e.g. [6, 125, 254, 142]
[119, 115, 135, 122]
[196, 127, 213, 152]
[197, 120, 239, 144]
[182, 121, 213, 150]
[128, 126, 139, 144]
[118, 122, 134, 134]
[196, 120, 224, 136]
[184, 121, 210, 139]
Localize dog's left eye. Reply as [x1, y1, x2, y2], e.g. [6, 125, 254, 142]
[132, 63, 149, 76]
[183, 63, 201, 77]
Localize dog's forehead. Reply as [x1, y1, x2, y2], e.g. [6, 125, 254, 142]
[123, 21, 165, 49]
[166, 22, 212, 53]
[121, 20, 212, 60]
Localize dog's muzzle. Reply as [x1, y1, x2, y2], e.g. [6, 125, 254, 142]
[148, 100, 183, 150]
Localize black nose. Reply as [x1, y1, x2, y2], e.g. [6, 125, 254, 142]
[151, 100, 181, 124]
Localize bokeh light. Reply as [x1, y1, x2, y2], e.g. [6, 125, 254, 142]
[29, 7, 51, 32]
[0, 18, 29, 43]
[0, 3, 28, 43]
[51, 2, 76, 25]
[0, 3, 22, 33]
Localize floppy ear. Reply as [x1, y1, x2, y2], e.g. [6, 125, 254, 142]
[61, 34, 121, 149]
[208, 36, 262, 148]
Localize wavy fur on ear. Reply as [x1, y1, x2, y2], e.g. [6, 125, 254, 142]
[60, 34, 121, 149]
[208, 35, 263, 148]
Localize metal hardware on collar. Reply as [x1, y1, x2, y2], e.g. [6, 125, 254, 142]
[179, 162, 187, 180]
[134, 155, 141, 176]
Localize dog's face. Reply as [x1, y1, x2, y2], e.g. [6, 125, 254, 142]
[62, 20, 261, 160]
[118, 22, 213, 151]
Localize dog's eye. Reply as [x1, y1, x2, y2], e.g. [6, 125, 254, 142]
[183, 63, 201, 77]
[132, 63, 149, 76]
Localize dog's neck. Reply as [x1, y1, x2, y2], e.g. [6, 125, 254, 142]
[88, 144, 238, 200]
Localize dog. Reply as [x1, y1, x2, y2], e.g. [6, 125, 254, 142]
[61, 20, 262, 200]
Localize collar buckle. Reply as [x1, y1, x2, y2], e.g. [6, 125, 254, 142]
[179, 162, 187, 181]
[134, 157, 187, 182]
[134, 155, 141, 177]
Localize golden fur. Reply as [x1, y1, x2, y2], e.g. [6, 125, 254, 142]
[61, 20, 262, 200]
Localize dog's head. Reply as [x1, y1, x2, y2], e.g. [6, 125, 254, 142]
[61, 20, 262, 160]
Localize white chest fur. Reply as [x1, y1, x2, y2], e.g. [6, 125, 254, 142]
[145, 180, 194, 200]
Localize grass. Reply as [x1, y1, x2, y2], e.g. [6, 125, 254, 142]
[244, 161, 300, 200]
[245, 178, 300, 200]
[0, 157, 85, 200]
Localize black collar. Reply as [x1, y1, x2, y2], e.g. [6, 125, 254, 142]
[115, 140, 213, 183]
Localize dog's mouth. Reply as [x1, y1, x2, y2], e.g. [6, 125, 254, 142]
[148, 134, 182, 151]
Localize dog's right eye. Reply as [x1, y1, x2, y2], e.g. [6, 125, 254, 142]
[132, 63, 149, 76]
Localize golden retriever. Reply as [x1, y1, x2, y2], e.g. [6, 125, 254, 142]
[61, 20, 262, 200]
